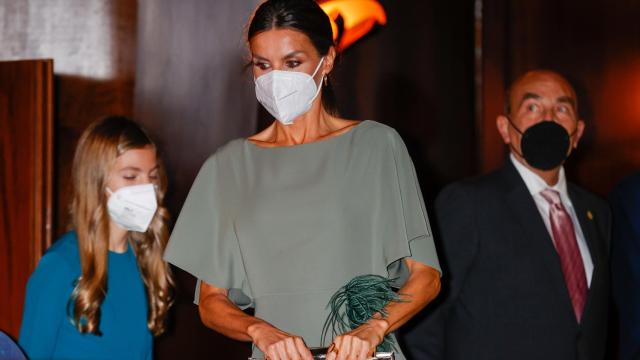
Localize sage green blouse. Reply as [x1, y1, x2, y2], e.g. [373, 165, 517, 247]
[164, 120, 441, 358]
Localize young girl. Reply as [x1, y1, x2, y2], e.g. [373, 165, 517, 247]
[19, 116, 173, 359]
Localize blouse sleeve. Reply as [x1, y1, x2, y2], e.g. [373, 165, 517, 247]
[380, 130, 442, 286]
[163, 153, 253, 308]
[19, 252, 71, 358]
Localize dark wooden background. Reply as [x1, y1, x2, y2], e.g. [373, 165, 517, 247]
[1, 0, 639, 357]
[0, 0, 136, 343]
[0, 59, 53, 340]
[479, 0, 640, 195]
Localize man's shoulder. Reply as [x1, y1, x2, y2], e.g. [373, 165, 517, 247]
[439, 167, 510, 198]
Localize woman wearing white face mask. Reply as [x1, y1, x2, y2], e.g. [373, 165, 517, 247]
[19, 116, 173, 359]
[164, 1, 442, 359]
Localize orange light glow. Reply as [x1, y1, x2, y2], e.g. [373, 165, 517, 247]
[319, 0, 387, 51]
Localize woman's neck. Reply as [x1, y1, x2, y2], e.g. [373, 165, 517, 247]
[272, 103, 335, 145]
[108, 221, 129, 253]
[249, 98, 360, 147]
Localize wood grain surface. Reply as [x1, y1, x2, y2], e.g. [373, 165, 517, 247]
[0, 59, 53, 339]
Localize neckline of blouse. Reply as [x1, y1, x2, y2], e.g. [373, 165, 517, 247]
[109, 239, 133, 258]
[245, 120, 371, 151]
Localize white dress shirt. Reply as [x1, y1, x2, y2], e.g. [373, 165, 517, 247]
[510, 154, 594, 286]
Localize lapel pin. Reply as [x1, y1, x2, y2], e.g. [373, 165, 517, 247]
[587, 210, 594, 220]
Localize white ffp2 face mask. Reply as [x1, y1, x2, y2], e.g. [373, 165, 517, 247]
[106, 183, 158, 233]
[254, 57, 325, 125]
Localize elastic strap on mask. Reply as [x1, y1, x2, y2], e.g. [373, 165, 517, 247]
[508, 143, 525, 159]
[310, 57, 325, 79]
[308, 57, 326, 103]
[253, 57, 325, 83]
[505, 117, 577, 160]
[505, 116, 525, 158]
[506, 116, 524, 135]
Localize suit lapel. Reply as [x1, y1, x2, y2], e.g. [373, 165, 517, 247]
[567, 186, 600, 271]
[568, 185, 601, 320]
[500, 163, 577, 319]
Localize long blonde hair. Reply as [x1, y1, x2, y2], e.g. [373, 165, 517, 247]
[69, 116, 173, 336]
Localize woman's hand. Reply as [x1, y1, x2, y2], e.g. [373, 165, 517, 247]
[326, 318, 389, 360]
[248, 322, 313, 360]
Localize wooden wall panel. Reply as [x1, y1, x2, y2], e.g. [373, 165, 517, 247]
[0, 0, 136, 340]
[0, 59, 54, 339]
[477, 0, 509, 173]
[0, 0, 138, 237]
[333, 0, 477, 198]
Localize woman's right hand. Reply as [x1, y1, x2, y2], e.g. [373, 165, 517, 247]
[248, 322, 313, 360]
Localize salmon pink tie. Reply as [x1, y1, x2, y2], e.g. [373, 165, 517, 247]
[540, 188, 587, 323]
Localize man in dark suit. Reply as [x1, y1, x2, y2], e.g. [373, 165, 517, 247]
[610, 173, 640, 360]
[403, 70, 611, 360]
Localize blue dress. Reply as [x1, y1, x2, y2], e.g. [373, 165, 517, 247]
[19, 232, 152, 359]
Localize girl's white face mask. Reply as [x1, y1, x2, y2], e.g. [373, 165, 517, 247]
[254, 57, 325, 125]
[106, 183, 158, 232]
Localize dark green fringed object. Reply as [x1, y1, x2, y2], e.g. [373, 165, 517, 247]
[321, 274, 406, 352]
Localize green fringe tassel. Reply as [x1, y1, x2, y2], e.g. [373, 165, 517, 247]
[321, 274, 406, 352]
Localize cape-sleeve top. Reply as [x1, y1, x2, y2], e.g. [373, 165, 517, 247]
[164, 120, 441, 357]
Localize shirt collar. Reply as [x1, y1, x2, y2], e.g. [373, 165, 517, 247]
[510, 153, 569, 200]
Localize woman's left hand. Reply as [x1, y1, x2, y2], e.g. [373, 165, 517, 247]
[325, 319, 388, 360]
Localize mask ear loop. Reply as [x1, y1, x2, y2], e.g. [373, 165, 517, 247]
[505, 116, 526, 159]
[310, 57, 325, 79]
[253, 57, 325, 83]
[505, 115, 524, 135]
[506, 117, 576, 163]
[308, 73, 325, 103]
[306, 57, 326, 103]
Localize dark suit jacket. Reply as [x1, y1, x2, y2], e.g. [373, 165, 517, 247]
[402, 161, 611, 360]
[610, 172, 640, 360]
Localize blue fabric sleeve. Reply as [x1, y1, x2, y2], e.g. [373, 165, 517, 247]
[19, 252, 74, 359]
[610, 179, 640, 360]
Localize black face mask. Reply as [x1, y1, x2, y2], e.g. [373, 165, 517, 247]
[508, 119, 575, 171]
